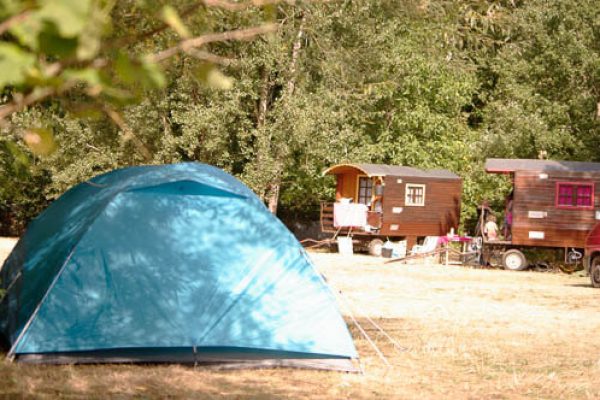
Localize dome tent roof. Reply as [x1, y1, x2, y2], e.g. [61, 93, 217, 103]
[0, 163, 357, 370]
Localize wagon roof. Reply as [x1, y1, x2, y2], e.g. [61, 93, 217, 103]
[323, 163, 460, 179]
[486, 158, 600, 174]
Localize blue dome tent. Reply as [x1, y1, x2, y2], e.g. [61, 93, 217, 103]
[0, 163, 357, 370]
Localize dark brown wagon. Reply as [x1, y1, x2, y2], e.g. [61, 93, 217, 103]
[482, 158, 600, 270]
[320, 163, 462, 255]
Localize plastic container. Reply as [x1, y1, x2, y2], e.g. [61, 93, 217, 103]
[337, 237, 353, 256]
[381, 240, 394, 258]
[392, 240, 407, 258]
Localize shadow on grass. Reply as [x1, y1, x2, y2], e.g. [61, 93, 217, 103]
[0, 351, 356, 399]
[564, 283, 595, 289]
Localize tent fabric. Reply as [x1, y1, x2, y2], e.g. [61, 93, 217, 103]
[0, 163, 357, 370]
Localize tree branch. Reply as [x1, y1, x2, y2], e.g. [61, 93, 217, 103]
[0, 61, 77, 127]
[286, 11, 306, 97]
[112, 0, 289, 49]
[0, 4, 283, 127]
[103, 107, 153, 161]
[204, 0, 291, 12]
[0, 88, 55, 127]
[183, 48, 235, 66]
[149, 23, 278, 63]
[0, 10, 31, 36]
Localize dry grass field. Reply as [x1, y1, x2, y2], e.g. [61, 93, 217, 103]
[1, 246, 600, 399]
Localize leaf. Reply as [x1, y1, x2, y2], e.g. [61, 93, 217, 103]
[4, 140, 30, 171]
[37, 28, 79, 58]
[101, 86, 137, 104]
[206, 68, 234, 90]
[0, 0, 21, 20]
[193, 63, 234, 90]
[77, 1, 114, 60]
[140, 58, 166, 88]
[114, 52, 137, 85]
[22, 128, 57, 156]
[116, 53, 166, 89]
[9, 0, 92, 54]
[8, 13, 44, 50]
[63, 68, 102, 86]
[77, 22, 103, 61]
[161, 5, 191, 38]
[0, 43, 36, 89]
[38, 0, 92, 38]
[63, 68, 103, 95]
[263, 4, 278, 22]
[68, 105, 104, 120]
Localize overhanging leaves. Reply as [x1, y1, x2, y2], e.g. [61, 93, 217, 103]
[0, 43, 36, 89]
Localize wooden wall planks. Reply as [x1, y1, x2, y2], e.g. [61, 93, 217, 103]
[380, 176, 462, 237]
[512, 170, 600, 248]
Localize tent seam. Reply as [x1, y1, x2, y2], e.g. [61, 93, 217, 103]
[7, 193, 120, 359]
[128, 179, 247, 199]
[7, 245, 78, 359]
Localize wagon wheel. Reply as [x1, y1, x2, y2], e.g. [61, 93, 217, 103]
[468, 235, 486, 266]
[368, 239, 384, 257]
[502, 249, 528, 271]
[590, 257, 600, 288]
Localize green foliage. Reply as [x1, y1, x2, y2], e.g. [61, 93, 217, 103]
[472, 0, 600, 161]
[0, 0, 272, 158]
[0, 132, 50, 235]
[161, 5, 191, 39]
[5, 0, 111, 83]
[1, 0, 600, 236]
[0, 43, 36, 88]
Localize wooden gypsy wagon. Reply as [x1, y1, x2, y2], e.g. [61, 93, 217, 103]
[483, 158, 600, 271]
[320, 163, 462, 255]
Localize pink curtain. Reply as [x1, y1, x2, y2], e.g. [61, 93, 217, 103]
[558, 185, 573, 206]
[577, 185, 592, 206]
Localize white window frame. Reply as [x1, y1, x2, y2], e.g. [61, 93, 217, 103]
[405, 183, 426, 206]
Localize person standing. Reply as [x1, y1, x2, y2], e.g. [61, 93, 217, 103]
[484, 215, 499, 241]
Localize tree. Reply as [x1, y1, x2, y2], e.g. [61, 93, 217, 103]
[459, 0, 600, 161]
[3, 0, 600, 237]
[0, 0, 282, 233]
[0, 0, 278, 152]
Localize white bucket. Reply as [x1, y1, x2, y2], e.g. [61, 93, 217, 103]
[337, 237, 353, 256]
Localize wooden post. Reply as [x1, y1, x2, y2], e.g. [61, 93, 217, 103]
[445, 241, 449, 266]
[406, 236, 417, 251]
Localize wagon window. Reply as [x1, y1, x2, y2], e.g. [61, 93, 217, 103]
[405, 184, 426, 206]
[357, 177, 373, 205]
[556, 182, 594, 208]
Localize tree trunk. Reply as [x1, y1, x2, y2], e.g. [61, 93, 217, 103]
[286, 12, 306, 97]
[257, 66, 270, 128]
[266, 11, 307, 215]
[266, 182, 280, 214]
[250, 65, 273, 200]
